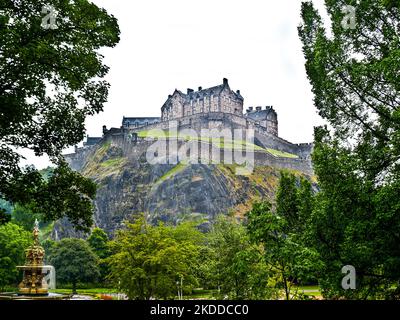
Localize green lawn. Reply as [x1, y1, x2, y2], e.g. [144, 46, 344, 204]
[295, 285, 322, 298]
[48, 287, 322, 300]
[266, 148, 299, 159]
[49, 288, 118, 295]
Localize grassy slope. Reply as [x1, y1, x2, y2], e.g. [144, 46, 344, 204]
[138, 130, 299, 159]
[82, 142, 128, 181]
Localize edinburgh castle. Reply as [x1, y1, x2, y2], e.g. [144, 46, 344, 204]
[66, 78, 313, 175]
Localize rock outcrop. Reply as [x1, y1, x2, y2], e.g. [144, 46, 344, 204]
[56, 137, 315, 238]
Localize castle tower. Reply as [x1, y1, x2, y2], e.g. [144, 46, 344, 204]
[245, 106, 278, 136]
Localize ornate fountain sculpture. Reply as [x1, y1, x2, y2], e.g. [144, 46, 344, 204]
[17, 219, 49, 296]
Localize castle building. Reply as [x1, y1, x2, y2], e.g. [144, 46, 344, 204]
[122, 117, 160, 128]
[158, 78, 278, 136]
[65, 78, 313, 174]
[161, 78, 243, 121]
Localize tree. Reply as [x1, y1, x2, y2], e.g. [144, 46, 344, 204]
[107, 216, 202, 300]
[205, 215, 272, 300]
[87, 227, 110, 283]
[246, 172, 319, 300]
[0, 209, 10, 225]
[276, 172, 300, 232]
[0, 223, 32, 290]
[298, 0, 400, 299]
[41, 238, 56, 264]
[87, 227, 110, 259]
[0, 0, 120, 231]
[0, 199, 12, 225]
[11, 204, 42, 231]
[48, 238, 100, 294]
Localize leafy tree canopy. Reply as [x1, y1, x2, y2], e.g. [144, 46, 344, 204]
[246, 172, 319, 300]
[299, 0, 400, 299]
[0, 0, 120, 231]
[108, 216, 203, 300]
[206, 215, 273, 300]
[0, 222, 32, 290]
[48, 238, 100, 293]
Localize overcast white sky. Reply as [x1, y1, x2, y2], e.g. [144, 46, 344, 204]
[22, 0, 330, 169]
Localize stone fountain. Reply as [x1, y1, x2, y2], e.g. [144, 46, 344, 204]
[17, 219, 49, 295]
[0, 220, 70, 300]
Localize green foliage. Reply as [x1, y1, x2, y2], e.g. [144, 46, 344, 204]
[203, 215, 273, 299]
[11, 204, 42, 231]
[276, 172, 300, 232]
[107, 216, 203, 300]
[0, 223, 32, 290]
[88, 227, 110, 283]
[88, 228, 109, 259]
[48, 238, 100, 293]
[0, 209, 11, 226]
[42, 238, 56, 264]
[39, 167, 55, 181]
[246, 173, 319, 299]
[299, 1, 400, 299]
[0, 0, 120, 231]
[0, 199, 12, 214]
[0, 199, 12, 225]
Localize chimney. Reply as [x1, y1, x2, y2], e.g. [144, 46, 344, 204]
[223, 78, 228, 85]
[168, 95, 172, 99]
[256, 106, 262, 111]
[187, 88, 194, 95]
[236, 90, 241, 95]
[249, 107, 253, 111]
[198, 86, 202, 91]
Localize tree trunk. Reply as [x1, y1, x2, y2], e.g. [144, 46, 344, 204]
[282, 274, 289, 300]
[72, 281, 77, 295]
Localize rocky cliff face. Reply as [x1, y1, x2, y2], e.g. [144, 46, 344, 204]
[56, 139, 314, 238]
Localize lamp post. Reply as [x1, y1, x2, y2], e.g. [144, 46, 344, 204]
[176, 281, 180, 300]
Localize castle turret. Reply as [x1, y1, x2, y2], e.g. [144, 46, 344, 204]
[245, 105, 278, 136]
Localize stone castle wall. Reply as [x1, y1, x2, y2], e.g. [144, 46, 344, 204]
[65, 111, 313, 175]
[128, 112, 311, 158]
[65, 130, 313, 176]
